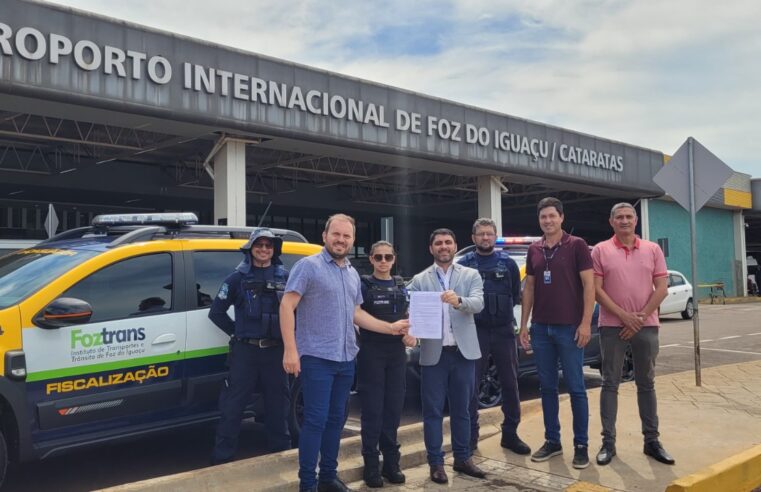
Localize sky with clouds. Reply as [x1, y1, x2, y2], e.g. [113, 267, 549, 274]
[48, 0, 761, 178]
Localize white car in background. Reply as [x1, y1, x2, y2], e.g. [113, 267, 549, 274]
[660, 270, 694, 319]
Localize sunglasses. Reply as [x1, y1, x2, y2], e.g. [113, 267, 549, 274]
[372, 254, 395, 262]
[253, 242, 274, 249]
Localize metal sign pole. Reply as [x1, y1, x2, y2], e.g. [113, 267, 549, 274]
[687, 137, 701, 386]
[653, 137, 734, 387]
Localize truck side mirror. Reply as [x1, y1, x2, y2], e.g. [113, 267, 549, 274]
[34, 297, 93, 329]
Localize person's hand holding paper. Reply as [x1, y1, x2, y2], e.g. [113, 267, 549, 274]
[408, 291, 443, 339]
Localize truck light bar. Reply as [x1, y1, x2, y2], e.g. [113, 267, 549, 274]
[92, 213, 199, 227]
[496, 236, 541, 245]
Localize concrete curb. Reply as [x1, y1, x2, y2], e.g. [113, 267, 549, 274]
[665, 443, 761, 492]
[99, 399, 545, 491]
[697, 296, 761, 305]
[565, 482, 613, 492]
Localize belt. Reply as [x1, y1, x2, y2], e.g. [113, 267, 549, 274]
[441, 345, 458, 352]
[234, 337, 282, 348]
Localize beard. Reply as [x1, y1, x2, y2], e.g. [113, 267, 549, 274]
[435, 252, 453, 263]
[475, 245, 494, 254]
[326, 244, 348, 260]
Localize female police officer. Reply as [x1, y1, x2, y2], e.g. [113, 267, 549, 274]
[358, 240, 415, 488]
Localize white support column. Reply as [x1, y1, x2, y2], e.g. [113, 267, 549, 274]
[734, 210, 748, 296]
[213, 140, 247, 226]
[640, 198, 650, 240]
[477, 176, 503, 234]
[380, 216, 394, 243]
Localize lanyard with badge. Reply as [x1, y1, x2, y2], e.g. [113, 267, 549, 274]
[435, 270, 449, 336]
[542, 239, 561, 285]
[435, 270, 448, 290]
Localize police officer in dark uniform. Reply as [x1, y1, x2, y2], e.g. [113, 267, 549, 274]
[458, 218, 530, 455]
[209, 228, 290, 464]
[358, 240, 415, 488]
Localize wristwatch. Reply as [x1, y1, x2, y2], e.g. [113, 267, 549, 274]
[454, 296, 463, 309]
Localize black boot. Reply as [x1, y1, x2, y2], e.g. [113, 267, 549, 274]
[363, 454, 384, 488]
[381, 451, 405, 484]
[501, 431, 531, 455]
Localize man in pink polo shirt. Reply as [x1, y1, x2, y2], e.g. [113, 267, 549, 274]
[591, 202, 673, 467]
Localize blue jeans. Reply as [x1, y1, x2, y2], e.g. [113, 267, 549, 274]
[420, 349, 475, 465]
[530, 323, 588, 446]
[298, 355, 355, 490]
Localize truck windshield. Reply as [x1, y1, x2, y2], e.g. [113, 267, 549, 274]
[0, 248, 99, 309]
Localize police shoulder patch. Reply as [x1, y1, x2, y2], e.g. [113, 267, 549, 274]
[217, 283, 229, 300]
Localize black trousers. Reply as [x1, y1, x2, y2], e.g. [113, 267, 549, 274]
[212, 341, 290, 462]
[470, 325, 521, 440]
[357, 340, 407, 459]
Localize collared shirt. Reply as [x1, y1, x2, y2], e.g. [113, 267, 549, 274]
[592, 235, 668, 327]
[285, 248, 363, 362]
[435, 264, 457, 346]
[525, 231, 593, 326]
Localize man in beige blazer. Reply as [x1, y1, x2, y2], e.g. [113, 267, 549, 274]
[407, 228, 486, 484]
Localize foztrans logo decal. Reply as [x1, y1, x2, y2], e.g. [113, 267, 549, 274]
[69, 327, 148, 362]
[71, 327, 146, 349]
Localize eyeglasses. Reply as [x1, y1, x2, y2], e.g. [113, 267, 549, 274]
[253, 242, 274, 249]
[372, 254, 395, 262]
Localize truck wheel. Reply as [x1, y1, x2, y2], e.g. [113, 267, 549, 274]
[597, 345, 635, 382]
[478, 355, 502, 409]
[621, 346, 635, 382]
[287, 377, 350, 447]
[287, 377, 304, 446]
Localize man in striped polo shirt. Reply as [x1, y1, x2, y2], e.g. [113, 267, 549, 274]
[591, 202, 674, 466]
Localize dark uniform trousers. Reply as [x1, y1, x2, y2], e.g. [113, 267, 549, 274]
[357, 340, 407, 459]
[470, 324, 521, 441]
[212, 340, 290, 462]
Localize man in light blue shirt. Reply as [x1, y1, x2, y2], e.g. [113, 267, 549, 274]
[280, 214, 409, 492]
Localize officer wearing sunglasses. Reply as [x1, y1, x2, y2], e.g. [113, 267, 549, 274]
[357, 241, 416, 488]
[209, 228, 291, 464]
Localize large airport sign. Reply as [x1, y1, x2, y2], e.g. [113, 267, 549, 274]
[0, 1, 666, 192]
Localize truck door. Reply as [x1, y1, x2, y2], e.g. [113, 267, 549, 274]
[22, 252, 187, 440]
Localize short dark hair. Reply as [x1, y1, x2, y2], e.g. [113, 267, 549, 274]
[429, 228, 456, 246]
[537, 197, 564, 216]
[472, 218, 497, 235]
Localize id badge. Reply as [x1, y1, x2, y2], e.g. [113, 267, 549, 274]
[543, 270, 552, 285]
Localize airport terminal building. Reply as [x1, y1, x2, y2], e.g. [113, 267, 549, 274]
[1, 0, 759, 297]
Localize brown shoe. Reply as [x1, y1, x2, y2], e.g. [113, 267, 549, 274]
[453, 458, 486, 478]
[429, 464, 448, 484]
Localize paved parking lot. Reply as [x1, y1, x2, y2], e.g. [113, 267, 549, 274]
[7, 303, 761, 492]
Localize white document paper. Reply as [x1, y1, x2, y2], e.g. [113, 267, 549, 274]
[409, 291, 443, 339]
